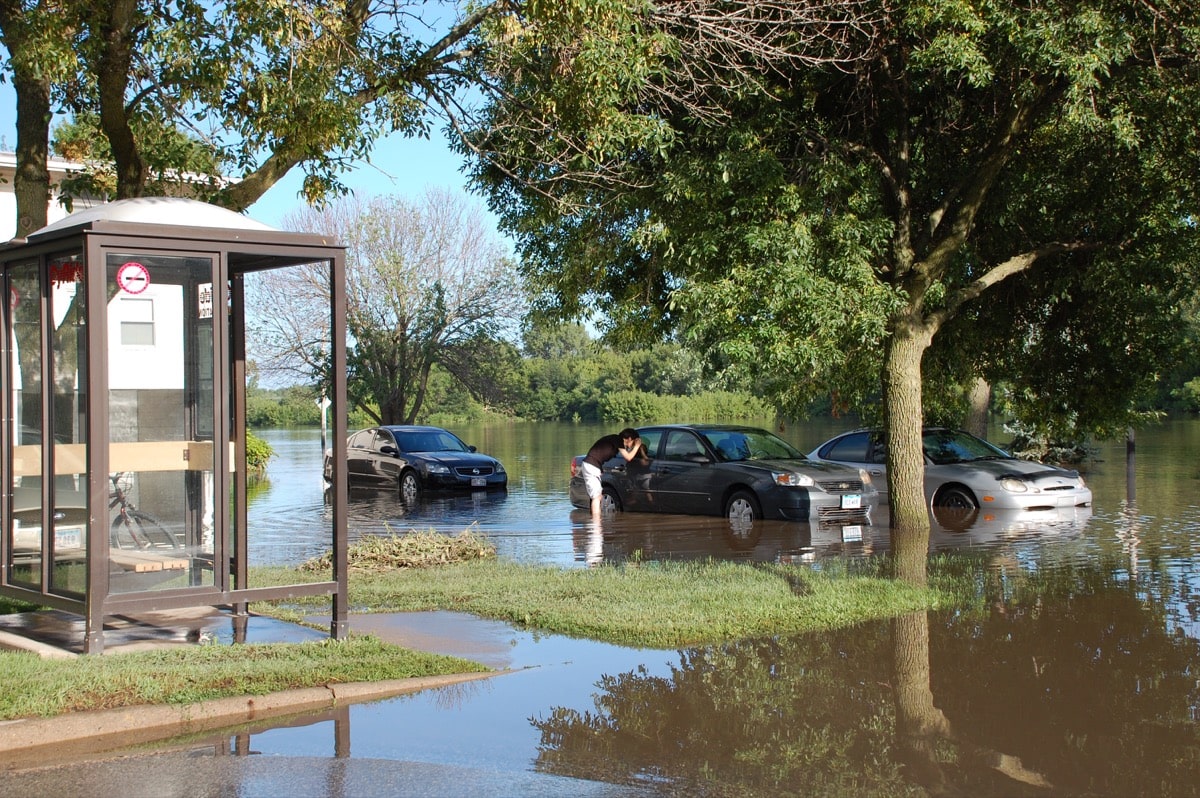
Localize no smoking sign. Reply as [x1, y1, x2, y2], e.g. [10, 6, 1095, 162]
[116, 262, 150, 294]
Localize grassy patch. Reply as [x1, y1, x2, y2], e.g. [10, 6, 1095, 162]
[0, 635, 487, 721]
[261, 552, 946, 649]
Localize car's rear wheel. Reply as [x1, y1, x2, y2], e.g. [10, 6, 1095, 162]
[725, 489, 761, 525]
[599, 487, 622, 514]
[399, 471, 421, 506]
[933, 485, 977, 510]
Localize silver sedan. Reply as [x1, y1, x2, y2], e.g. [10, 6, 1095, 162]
[808, 427, 1092, 510]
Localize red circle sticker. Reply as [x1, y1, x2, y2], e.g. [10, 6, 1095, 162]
[116, 262, 150, 294]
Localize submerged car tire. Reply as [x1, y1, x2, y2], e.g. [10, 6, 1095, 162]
[725, 489, 761, 525]
[933, 485, 978, 510]
[399, 471, 421, 506]
[599, 487, 623, 514]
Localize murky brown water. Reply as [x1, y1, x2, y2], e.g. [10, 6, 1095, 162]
[4, 418, 1199, 796]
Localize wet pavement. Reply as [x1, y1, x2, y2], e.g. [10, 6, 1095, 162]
[0, 607, 675, 796]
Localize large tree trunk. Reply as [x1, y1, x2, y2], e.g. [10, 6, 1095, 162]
[882, 313, 934, 568]
[965, 377, 991, 439]
[0, 1, 54, 239]
[95, 1, 147, 198]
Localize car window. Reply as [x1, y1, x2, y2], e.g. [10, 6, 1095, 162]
[706, 433, 751, 462]
[395, 430, 469, 453]
[662, 430, 708, 462]
[636, 429, 664, 460]
[349, 430, 374, 450]
[372, 429, 396, 451]
[922, 429, 1010, 464]
[824, 432, 870, 463]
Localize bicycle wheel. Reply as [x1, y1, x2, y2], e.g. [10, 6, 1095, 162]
[112, 510, 182, 549]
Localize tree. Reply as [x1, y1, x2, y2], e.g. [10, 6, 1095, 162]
[0, 1, 519, 232]
[464, 0, 1200, 543]
[252, 188, 524, 424]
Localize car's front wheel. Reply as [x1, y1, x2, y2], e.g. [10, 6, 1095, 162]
[725, 489, 761, 525]
[399, 471, 421, 506]
[933, 485, 977, 510]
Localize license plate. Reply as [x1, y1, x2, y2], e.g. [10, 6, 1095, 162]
[55, 526, 84, 550]
[471, 477, 487, 487]
[842, 525, 863, 542]
[840, 494, 862, 509]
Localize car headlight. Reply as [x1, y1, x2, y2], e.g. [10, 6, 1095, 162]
[495, 462, 506, 474]
[773, 472, 815, 487]
[999, 477, 1028, 493]
[425, 463, 452, 475]
[858, 469, 872, 486]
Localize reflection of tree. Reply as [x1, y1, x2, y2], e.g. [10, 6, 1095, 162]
[532, 631, 912, 795]
[532, 565, 1200, 796]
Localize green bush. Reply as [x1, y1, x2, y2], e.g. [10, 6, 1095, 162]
[245, 430, 274, 473]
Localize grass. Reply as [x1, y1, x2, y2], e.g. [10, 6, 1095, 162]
[0, 635, 487, 721]
[1, 530, 952, 720]
[256, 530, 948, 649]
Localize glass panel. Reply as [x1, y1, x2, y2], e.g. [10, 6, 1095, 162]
[106, 253, 216, 593]
[49, 252, 88, 595]
[8, 261, 43, 587]
[241, 262, 334, 584]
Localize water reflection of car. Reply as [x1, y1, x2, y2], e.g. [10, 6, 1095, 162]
[568, 424, 876, 525]
[323, 425, 507, 505]
[808, 426, 1093, 511]
[570, 509, 879, 566]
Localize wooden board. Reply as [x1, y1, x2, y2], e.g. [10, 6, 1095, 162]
[110, 549, 189, 572]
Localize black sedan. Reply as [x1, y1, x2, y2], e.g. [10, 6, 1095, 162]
[325, 425, 507, 504]
[568, 424, 876, 525]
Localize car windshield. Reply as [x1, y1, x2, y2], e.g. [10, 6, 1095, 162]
[922, 429, 1012, 465]
[700, 429, 805, 462]
[394, 431, 469, 453]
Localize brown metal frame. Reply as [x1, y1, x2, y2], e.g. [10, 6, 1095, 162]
[0, 214, 349, 653]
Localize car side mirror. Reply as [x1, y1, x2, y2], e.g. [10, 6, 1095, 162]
[380, 445, 400, 457]
[468, 445, 477, 452]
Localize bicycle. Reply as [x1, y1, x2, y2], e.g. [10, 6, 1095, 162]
[109, 472, 182, 550]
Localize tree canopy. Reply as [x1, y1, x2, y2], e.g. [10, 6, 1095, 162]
[0, 0, 515, 235]
[464, 0, 1200, 535]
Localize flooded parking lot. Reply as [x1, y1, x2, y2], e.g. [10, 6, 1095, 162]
[4, 419, 1200, 796]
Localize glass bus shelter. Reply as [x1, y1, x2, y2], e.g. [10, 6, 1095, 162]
[0, 198, 348, 653]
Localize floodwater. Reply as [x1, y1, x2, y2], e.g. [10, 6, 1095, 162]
[5, 419, 1200, 796]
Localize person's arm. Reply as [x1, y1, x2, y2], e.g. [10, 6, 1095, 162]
[617, 438, 642, 461]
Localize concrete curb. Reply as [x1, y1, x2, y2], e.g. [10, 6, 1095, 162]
[0, 670, 504, 768]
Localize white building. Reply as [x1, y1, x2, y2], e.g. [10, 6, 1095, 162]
[0, 151, 102, 240]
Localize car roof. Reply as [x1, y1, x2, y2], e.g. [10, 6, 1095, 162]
[636, 423, 769, 433]
[377, 425, 451, 433]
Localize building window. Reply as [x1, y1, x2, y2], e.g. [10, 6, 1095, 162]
[119, 297, 155, 345]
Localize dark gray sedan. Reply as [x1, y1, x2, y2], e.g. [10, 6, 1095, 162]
[569, 424, 877, 525]
[325, 425, 507, 505]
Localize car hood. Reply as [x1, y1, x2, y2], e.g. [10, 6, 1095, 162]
[937, 457, 1082, 484]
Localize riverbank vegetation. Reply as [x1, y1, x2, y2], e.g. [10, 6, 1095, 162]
[245, 323, 773, 429]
